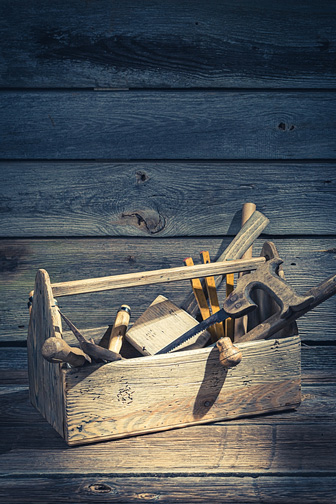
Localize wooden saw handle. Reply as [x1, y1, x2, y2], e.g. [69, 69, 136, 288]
[216, 337, 242, 368]
[42, 337, 91, 367]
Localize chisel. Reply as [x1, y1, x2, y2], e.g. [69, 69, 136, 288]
[103, 305, 131, 353]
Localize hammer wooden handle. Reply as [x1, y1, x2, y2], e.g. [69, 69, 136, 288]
[181, 210, 269, 316]
[41, 337, 91, 367]
[234, 202, 257, 339]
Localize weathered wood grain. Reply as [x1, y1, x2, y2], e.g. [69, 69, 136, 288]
[1, 475, 336, 503]
[27, 269, 65, 438]
[125, 295, 210, 356]
[62, 336, 300, 444]
[1, 162, 335, 237]
[1, 0, 335, 89]
[1, 344, 336, 387]
[1, 92, 336, 159]
[1, 421, 335, 475]
[51, 257, 264, 297]
[1, 381, 335, 429]
[1, 237, 335, 342]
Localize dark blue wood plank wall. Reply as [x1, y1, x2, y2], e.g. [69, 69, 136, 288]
[0, 0, 335, 342]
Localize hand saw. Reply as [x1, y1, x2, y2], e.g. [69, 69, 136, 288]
[156, 257, 313, 355]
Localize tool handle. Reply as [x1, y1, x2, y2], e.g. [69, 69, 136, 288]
[224, 258, 313, 319]
[108, 305, 131, 353]
[27, 290, 34, 314]
[239, 273, 336, 343]
[51, 257, 265, 297]
[234, 202, 257, 338]
[216, 337, 242, 368]
[41, 337, 91, 367]
[181, 210, 269, 316]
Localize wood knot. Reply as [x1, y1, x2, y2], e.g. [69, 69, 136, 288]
[88, 483, 113, 494]
[137, 493, 160, 500]
[136, 170, 150, 183]
[121, 209, 166, 235]
[278, 122, 295, 131]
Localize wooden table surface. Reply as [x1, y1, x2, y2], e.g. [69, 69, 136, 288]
[1, 340, 336, 503]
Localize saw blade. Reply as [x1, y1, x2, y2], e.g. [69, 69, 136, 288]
[155, 308, 230, 355]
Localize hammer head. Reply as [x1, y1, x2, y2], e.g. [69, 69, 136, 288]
[224, 258, 314, 320]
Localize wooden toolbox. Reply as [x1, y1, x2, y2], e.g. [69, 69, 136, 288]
[27, 259, 301, 446]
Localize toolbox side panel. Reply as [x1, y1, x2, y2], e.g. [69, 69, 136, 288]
[64, 336, 301, 445]
[27, 269, 66, 439]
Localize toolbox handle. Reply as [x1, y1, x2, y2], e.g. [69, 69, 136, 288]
[50, 257, 265, 297]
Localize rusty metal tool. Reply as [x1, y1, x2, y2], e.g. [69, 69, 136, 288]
[156, 257, 314, 362]
[58, 309, 123, 362]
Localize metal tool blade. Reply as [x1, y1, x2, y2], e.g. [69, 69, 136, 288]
[155, 308, 230, 355]
[59, 309, 123, 362]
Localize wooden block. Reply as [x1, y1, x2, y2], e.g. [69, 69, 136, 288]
[125, 295, 210, 356]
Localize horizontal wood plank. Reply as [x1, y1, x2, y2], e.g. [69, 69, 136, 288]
[0, 420, 335, 475]
[0, 162, 335, 237]
[1, 237, 335, 342]
[1, 92, 336, 159]
[3, 345, 335, 386]
[1, 383, 336, 430]
[61, 337, 300, 445]
[0, 0, 335, 89]
[1, 475, 336, 503]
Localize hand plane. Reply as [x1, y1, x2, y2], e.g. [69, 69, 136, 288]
[156, 257, 314, 362]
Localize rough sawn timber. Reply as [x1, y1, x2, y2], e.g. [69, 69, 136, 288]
[2, 346, 336, 386]
[1, 92, 336, 159]
[0, 162, 334, 238]
[50, 256, 264, 297]
[1, 0, 335, 89]
[27, 269, 65, 439]
[60, 336, 300, 445]
[2, 422, 335, 475]
[1, 475, 335, 503]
